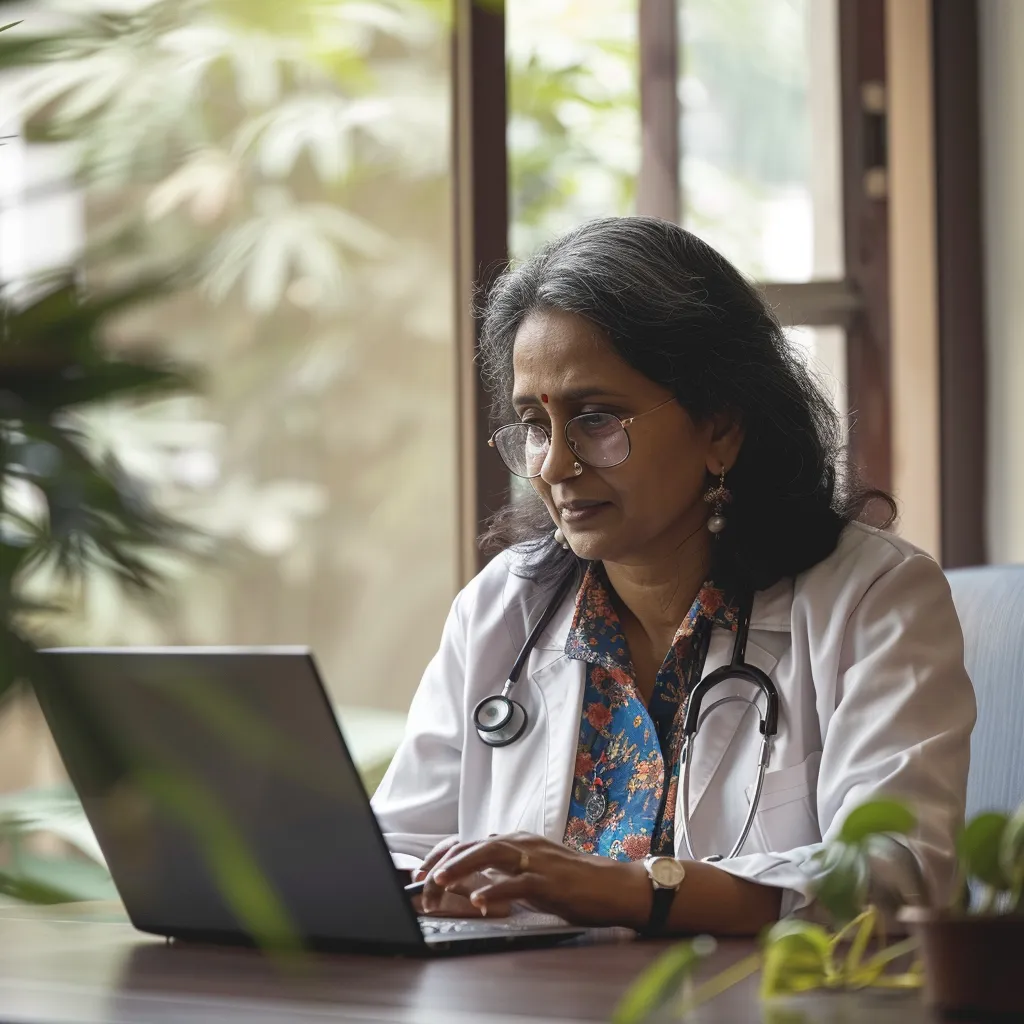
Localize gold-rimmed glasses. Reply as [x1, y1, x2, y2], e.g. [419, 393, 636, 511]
[487, 397, 676, 479]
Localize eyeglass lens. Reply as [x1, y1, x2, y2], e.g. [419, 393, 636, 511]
[493, 414, 631, 478]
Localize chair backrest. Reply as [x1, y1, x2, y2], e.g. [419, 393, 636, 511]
[945, 564, 1024, 818]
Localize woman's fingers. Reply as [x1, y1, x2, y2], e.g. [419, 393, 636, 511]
[415, 836, 479, 882]
[419, 888, 513, 918]
[419, 888, 512, 921]
[419, 880, 513, 918]
[468, 873, 544, 912]
[413, 836, 463, 881]
[420, 843, 487, 911]
[433, 839, 530, 887]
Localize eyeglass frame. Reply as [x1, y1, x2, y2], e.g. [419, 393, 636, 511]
[487, 396, 677, 479]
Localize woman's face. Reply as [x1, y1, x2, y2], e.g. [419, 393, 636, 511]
[512, 309, 743, 565]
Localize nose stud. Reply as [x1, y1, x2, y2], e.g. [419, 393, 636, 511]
[573, 461, 583, 476]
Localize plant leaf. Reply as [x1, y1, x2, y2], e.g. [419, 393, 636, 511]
[850, 936, 922, 989]
[611, 940, 709, 1024]
[760, 919, 831, 998]
[812, 843, 869, 925]
[136, 767, 301, 952]
[0, 854, 117, 904]
[999, 806, 1024, 903]
[841, 908, 876, 976]
[958, 812, 1011, 891]
[0, 785, 105, 864]
[839, 800, 917, 844]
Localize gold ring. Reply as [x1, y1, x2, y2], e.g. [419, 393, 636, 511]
[518, 850, 530, 874]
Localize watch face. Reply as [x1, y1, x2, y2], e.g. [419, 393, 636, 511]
[649, 857, 687, 888]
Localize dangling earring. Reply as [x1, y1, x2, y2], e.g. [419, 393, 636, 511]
[703, 468, 732, 535]
[573, 461, 583, 477]
[553, 527, 571, 550]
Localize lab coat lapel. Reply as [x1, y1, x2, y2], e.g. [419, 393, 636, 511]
[684, 626, 779, 815]
[524, 588, 586, 844]
[528, 652, 586, 843]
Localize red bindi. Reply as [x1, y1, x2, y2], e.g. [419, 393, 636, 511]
[541, 394, 549, 403]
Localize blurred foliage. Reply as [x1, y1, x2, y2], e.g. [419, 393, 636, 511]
[0, 0, 458, 714]
[680, 0, 819, 280]
[0, 785, 118, 903]
[955, 804, 1024, 914]
[611, 935, 719, 1024]
[613, 799, 924, 1022]
[507, 0, 638, 260]
[507, 0, 821, 279]
[0, 12, 199, 897]
[0, 272, 194, 705]
[0, 1, 443, 916]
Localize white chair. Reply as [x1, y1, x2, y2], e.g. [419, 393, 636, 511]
[946, 565, 1024, 817]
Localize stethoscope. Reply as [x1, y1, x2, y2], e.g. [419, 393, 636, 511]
[472, 572, 780, 862]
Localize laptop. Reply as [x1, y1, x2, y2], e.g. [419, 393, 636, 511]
[33, 647, 585, 954]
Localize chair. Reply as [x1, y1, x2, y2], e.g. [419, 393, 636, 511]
[945, 565, 1024, 818]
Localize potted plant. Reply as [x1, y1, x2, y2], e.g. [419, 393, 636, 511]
[612, 798, 925, 1023]
[900, 804, 1024, 1018]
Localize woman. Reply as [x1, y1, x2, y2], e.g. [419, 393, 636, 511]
[371, 217, 975, 936]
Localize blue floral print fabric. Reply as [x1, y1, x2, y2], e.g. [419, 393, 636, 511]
[562, 563, 740, 861]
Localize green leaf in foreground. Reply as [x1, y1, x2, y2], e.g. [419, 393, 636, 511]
[999, 806, 1024, 903]
[612, 936, 716, 1024]
[812, 843, 868, 925]
[0, 854, 117, 904]
[839, 800, 917, 845]
[137, 768, 301, 953]
[760, 919, 832, 998]
[958, 812, 1011, 891]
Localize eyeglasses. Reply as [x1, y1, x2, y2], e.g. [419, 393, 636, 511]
[488, 397, 676, 479]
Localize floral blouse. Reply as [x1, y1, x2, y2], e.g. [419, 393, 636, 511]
[562, 563, 740, 861]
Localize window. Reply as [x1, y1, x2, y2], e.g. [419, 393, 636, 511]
[4, 2, 459, 723]
[496, 0, 888, 555]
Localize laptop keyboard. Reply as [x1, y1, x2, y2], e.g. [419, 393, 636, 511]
[419, 913, 570, 937]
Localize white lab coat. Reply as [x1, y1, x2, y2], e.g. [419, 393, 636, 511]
[371, 522, 976, 918]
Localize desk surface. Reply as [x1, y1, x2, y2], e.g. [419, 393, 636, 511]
[0, 903, 947, 1024]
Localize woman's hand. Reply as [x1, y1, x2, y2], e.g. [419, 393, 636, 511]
[422, 832, 652, 927]
[411, 836, 512, 918]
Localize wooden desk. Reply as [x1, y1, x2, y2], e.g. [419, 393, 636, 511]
[0, 904, 949, 1023]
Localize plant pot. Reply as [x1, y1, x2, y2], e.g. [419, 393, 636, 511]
[899, 908, 1024, 1018]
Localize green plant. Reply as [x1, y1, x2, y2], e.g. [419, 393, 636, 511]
[954, 804, 1024, 914]
[614, 796, 1024, 1021]
[612, 935, 725, 1024]
[759, 799, 922, 998]
[612, 798, 924, 1023]
[0, 785, 117, 903]
[0, 267, 201, 903]
[0, 275, 193, 705]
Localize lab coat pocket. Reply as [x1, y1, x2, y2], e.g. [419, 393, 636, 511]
[744, 751, 822, 853]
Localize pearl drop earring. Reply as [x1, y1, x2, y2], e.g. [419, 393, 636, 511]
[703, 468, 732, 535]
[553, 527, 571, 550]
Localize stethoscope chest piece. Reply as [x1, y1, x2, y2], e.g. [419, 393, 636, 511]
[473, 571, 578, 750]
[473, 693, 528, 747]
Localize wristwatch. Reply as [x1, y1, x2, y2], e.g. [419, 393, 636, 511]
[642, 855, 687, 935]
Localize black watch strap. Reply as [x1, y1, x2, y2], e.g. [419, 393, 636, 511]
[645, 884, 679, 935]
